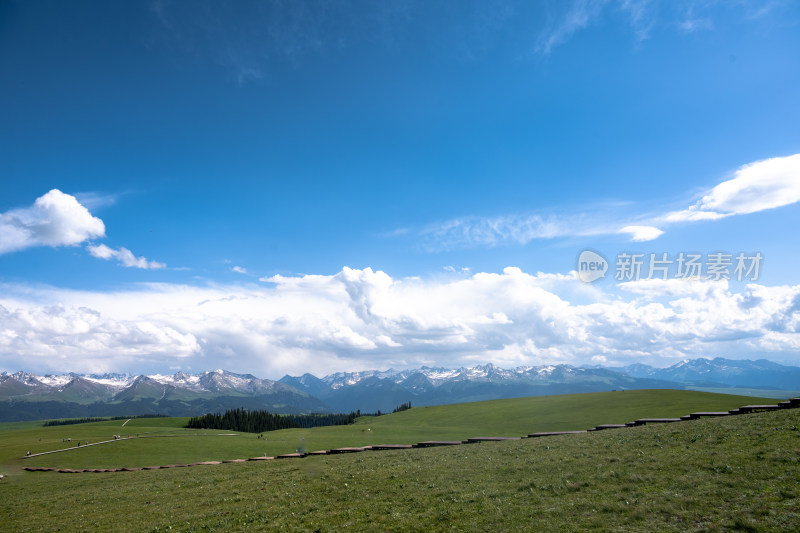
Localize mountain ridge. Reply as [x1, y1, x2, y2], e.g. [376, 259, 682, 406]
[2, 357, 798, 422]
[280, 362, 683, 412]
[0, 369, 329, 422]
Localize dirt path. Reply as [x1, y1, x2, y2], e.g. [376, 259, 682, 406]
[22, 434, 241, 459]
[23, 437, 131, 457]
[121, 419, 131, 427]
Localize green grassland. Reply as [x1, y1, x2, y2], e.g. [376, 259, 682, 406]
[0, 390, 773, 472]
[2, 390, 798, 531]
[686, 385, 800, 399]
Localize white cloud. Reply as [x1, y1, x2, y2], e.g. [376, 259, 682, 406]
[618, 225, 664, 242]
[0, 190, 164, 270]
[1, 266, 798, 377]
[87, 244, 166, 270]
[664, 154, 800, 223]
[618, 278, 729, 299]
[0, 189, 105, 254]
[231, 266, 247, 274]
[0, 302, 199, 374]
[416, 153, 800, 250]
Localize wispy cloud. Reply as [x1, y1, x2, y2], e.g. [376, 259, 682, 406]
[537, 0, 608, 55]
[413, 153, 800, 249]
[420, 213, 592, 250]
[148, 0, 337, 84]
[231, 266, 247, 274]
[621, 0, 656, 42]
[73, 191, 120, 211]
[87, 244, 166, 270]
[533, 0, 796, 55]
[678, 17, 714, 33]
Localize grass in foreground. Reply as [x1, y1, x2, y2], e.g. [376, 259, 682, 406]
[2, 408, 799, 532]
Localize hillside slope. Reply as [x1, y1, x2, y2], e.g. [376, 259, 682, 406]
[2, 399, 798, 532]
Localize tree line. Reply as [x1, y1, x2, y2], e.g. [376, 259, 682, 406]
[185, 408, 359, 433]
[186, 403, 413, 433]
[392, 401, 412, 413]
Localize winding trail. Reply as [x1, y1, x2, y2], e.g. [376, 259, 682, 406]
[22, 434, 240, 458]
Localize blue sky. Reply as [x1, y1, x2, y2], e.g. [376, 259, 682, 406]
[1, 0, 800, 378]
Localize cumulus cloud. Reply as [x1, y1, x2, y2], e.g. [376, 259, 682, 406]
[87, 244, 166, 270]
[231, 266, 247, 274]
[618, 278, 729, 299]
[1, 266, 798, 376]
[0, 189, 105, 254]
[0, 302, 199, 374]
[0, 189, 167, 269]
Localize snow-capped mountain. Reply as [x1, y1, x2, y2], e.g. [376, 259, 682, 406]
[280, 362, 682, 413]
[281, 358, 800, 413]
[0, 369, 328, 422]
[618, 357, 800, 390]
[4, 357, 797, 423]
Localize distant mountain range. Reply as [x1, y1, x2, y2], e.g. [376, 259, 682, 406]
[278, 363, 679, 413]
[616, 357, 800, 390]
[0, 369, 327, 422]
[2, 357, 798, 422]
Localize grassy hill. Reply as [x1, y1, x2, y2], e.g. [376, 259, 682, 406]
[0, 389, 773, 471]
[2, 389, 797, 531]
[0, 389, 770, 470]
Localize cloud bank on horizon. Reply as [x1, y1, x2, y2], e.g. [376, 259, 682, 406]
[1, 265, 798, 378]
